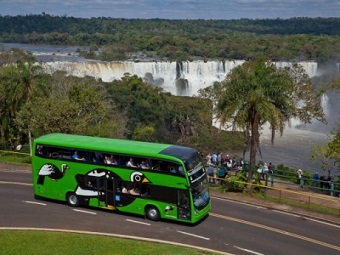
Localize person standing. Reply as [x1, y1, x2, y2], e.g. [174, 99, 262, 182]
[206, 154, 212, 165]
[268, 163, 274, 187]
[297, 169, 303, 187]
[313, 172, 319, 187]
[211, 152, 218, 165]
[268, 163, 273, 174]
[207, 163, 215, 183]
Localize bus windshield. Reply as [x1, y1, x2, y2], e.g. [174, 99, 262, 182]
[188, 164, 210, 210]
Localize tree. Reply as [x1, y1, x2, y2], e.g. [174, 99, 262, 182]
[0, 60, 50, 146]
[198, 58, 325, 187]
[310, 141, 338, 178]
[132, 124, 157, 142]
[16, 74, 124, 139]
[327, 128, 340, 168]
[310, 79, 340, 176]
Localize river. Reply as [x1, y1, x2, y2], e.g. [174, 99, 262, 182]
[2, 43, 339, 177]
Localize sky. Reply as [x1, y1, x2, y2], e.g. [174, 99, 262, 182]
[0, 0, 340, 20]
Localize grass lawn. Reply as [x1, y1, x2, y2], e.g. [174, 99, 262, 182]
[0, 150, 31, 165]
[0, 230, 221, 255]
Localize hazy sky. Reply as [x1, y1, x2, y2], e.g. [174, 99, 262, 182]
[1, 0, 339, 19]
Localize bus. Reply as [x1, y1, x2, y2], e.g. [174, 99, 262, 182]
[32, 133, 211, 223]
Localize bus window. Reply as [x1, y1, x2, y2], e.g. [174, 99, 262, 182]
[168, 164, 183, 175]
[50, 151, 59, 159]
[36, 145, 44, 155]
[138, 159, 150, 169]
[151, 163, 160, 171]
[72, 151, 86, 161]
[60, 149, 72, 160]
[116, 180, 125, 193]
[128, 184, 140, 196]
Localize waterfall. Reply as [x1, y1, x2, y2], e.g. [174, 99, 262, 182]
[42, 60, 319, 96]
[274, 61, 319, 77]
[321, 94, 330, 116]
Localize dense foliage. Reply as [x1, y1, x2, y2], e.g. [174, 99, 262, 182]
[1, 15, 340, 62]
[0, 50, 243, 155]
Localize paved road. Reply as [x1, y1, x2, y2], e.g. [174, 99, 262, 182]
[1, 168, 340, 255]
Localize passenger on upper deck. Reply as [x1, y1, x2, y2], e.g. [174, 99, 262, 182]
[36, 145, 43, 155]
[139, 160, 150, 169]
[72, 151, 85, 161]
[126, 158, 137, 168]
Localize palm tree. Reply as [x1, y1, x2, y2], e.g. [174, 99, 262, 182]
[199, 58, 324, 186]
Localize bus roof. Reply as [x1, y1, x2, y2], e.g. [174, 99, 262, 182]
[34, 133, 198, 162]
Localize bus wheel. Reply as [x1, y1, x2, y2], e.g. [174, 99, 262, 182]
[146, 206, 160, 221]
[67, 192, 79, 207]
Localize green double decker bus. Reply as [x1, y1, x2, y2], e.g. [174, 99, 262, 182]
[32, 133, 210, 223]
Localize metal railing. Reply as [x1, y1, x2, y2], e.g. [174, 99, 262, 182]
[209, 173, 340, 217]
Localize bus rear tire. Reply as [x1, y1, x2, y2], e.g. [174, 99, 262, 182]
[67, 192, 79, 207]
[146, 206, 160, 221]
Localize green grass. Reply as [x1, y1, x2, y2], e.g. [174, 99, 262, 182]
[0, 150, 31, 164]
[208, 185, 228, 193]
[0, 230, 220, 255]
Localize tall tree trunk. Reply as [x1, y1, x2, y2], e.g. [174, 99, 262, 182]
[248, 110, 260, 188]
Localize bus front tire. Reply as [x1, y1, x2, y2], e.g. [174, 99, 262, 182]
[146, 206, 160, 221]
[67, 192, 79, 207]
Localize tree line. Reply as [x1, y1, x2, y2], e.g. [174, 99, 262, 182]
[0, 15, 340, 62]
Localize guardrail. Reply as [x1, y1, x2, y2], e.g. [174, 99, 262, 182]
[0, 150, 32, 165]
[210, 174, 340, 217]
[0, 149, 31, 156]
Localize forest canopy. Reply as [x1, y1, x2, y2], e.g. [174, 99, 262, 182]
[1, 15, 340, 62]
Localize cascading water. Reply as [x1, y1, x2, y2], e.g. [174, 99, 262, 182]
[41, 60, 247, 96]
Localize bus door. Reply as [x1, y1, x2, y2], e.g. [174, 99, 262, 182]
[104, 178, 115, 209]
[177, 189, 191, 220]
